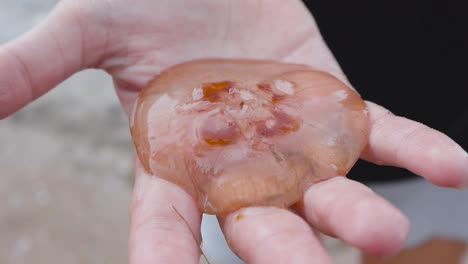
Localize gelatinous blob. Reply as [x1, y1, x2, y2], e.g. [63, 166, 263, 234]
[130, 59, 369, 215]
[200, 111, 240, 146]
[255, 110, 300, 137]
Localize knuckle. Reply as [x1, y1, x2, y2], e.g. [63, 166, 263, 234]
[0, 48, 32, 118]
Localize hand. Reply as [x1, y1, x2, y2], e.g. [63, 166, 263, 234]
[1, 0, 467, 263]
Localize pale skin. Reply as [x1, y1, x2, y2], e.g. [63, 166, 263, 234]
[1, 0, 467, 263]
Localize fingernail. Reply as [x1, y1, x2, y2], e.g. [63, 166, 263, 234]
[442, 142, 468, 189]
[457, 148, 468, 189]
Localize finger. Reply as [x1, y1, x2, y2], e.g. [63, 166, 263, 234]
[0, 1, 106, 119]
[300, 177, 409, 257]
[362, 101, 468, 188]
[220, 207, 332, 264]
[129, 164, 202, 264]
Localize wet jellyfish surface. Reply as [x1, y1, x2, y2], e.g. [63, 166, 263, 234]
[130, 59, 369, 215]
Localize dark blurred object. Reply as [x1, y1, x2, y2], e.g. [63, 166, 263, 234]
[303, 0, 468, 182]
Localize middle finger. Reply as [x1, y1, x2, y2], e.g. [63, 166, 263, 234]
[299, 176, 409, 256]
[219, 206, 332, 264]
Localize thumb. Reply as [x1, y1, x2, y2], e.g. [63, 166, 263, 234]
[0, 1, 107, 119]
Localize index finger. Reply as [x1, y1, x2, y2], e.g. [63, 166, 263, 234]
[362, 101, 468, 188]
[129, 163, 202, 264]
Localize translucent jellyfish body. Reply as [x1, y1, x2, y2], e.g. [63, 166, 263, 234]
[130, 59, 369, 215]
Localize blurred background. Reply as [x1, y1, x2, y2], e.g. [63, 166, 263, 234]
[1, 1, 467, 264]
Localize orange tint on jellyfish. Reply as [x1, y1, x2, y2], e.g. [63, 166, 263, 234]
[201, 81, 233, 102]
[130, 59, 369, 215]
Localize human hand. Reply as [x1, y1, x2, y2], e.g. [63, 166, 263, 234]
[1, 0, 467, 263]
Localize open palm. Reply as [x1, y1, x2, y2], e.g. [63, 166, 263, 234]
[1, 0, 466, 263]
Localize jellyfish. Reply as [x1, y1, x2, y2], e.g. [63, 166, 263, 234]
[130, 59, 369, 215]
